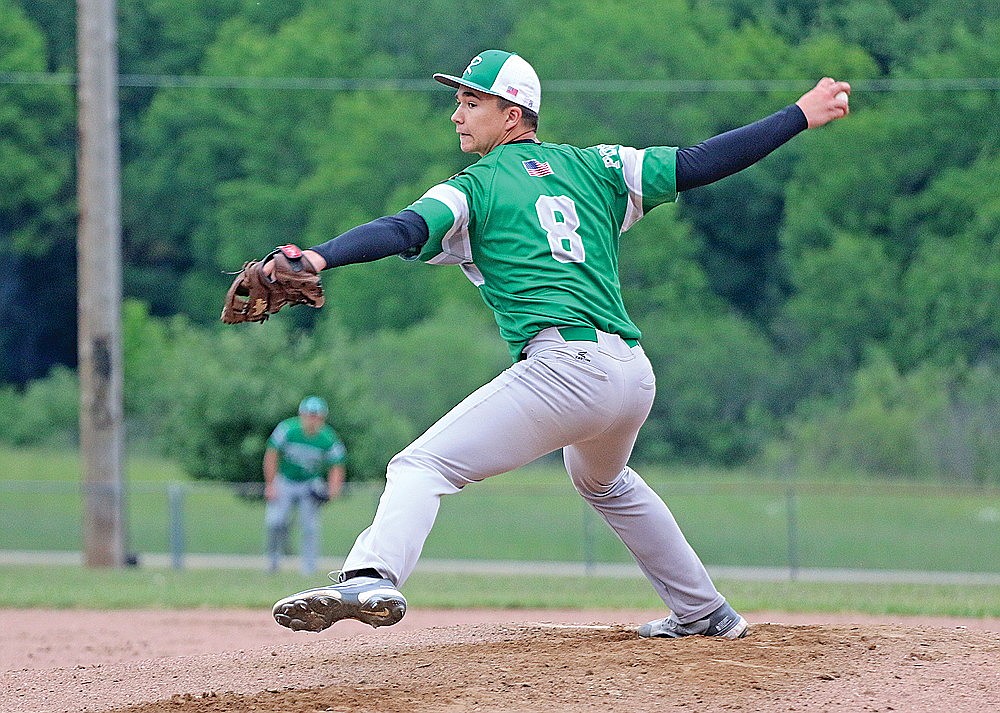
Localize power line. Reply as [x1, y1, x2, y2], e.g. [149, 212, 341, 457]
[1, 72, 999, 92]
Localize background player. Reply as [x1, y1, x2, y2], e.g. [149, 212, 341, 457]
[269, 50, 850, 637]
[264, 396, 346, 575]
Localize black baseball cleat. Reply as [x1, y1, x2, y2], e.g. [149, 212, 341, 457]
[638, 602, 749, 639]
[272, 572, 407, 632]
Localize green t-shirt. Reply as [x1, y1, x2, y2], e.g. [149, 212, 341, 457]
[267, 417, 346, 482]
[406, 141, 678, 360]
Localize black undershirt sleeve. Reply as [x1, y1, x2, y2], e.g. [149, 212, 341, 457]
[309, 209, 429, 269]
[309, 105, 806, 268]
[675, 104, 808, 192]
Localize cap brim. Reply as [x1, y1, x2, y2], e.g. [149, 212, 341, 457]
[433, 73, 495, 97]
[432, 73, 461, 88]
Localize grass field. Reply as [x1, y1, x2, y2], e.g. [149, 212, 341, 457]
[2, 564, 999, 618]
[3, 446, 1000, 574]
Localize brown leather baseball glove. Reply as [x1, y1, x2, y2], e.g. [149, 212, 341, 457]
[220, 244, 324, 324]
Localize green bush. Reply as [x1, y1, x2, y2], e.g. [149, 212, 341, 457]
[341, 301, 510, 435]
[779, 353, 1000, 484]
[130, 304, 413, 484]
[0, 367, 78, 446]
[923, 362, 1000, 484]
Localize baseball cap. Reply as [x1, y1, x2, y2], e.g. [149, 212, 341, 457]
[298, 396, 328, 416]
[434, 50, 541, 113]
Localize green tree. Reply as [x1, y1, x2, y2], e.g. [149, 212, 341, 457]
[619, 210, 789, 463]
[123, 5, 471, 327]
[717, 0, 1000, 74]
[639, 312, 787, 464]
[775, 233, 901, 395]
[16, 0, 74, 71]
[0, 0, 76, 383]
[888, 133, 1000, 370]
[322, 0, 531, 81]
[777, 21, 1000, 392]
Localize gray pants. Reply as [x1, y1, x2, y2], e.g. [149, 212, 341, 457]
[343, 327, 725, 622]
[265, 475, 322, 575]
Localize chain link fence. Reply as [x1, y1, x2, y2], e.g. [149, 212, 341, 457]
[3, 478, 999, 580]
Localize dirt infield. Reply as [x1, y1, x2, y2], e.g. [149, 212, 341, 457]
[2, 609, 999, 712]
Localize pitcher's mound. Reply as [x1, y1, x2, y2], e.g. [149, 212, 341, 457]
[4, 610, 999, 712]
[113, 624, 1000, 713]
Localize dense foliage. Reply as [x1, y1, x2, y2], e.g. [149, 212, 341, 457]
[1, 0, 998, 483]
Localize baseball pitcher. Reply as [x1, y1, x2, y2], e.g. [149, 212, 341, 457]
[226, 50, 850, 638]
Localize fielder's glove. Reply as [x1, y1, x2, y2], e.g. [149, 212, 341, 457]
[308, 479, 331, 505]
[221, 244, 324, 324]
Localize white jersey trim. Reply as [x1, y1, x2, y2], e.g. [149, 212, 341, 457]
[618, 146, 645, 232]
[269, 420, 291, 448]
[420, 183, 485, 286]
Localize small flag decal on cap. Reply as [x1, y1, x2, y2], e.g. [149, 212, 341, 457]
[506, 86, 519, 96]
[523, 159, 553, 177]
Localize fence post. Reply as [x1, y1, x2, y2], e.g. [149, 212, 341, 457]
[780, 459, 800, 580]
[582, 502, 595, 574]
[167, 483, 186, 570]
[785, 484, 800, 581]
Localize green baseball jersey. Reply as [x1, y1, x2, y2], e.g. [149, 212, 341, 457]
[267, 417, 346, 482]
[405, 141, 678, 360]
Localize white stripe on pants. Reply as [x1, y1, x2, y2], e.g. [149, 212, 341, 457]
[343, 327, 725, 621]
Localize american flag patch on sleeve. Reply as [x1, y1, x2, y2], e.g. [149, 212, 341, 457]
[522, 159, 554, 177]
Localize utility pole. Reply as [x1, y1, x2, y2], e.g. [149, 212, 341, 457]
[77, 0, 126, 567]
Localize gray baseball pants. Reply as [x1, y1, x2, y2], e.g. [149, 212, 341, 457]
[343, 327, 726, 622]
[265, 474, 322, 575]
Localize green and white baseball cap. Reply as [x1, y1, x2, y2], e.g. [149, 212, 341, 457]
[298, 396, 328, 416]
[434, 50, 541, 113]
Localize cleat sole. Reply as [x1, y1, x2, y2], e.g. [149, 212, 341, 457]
[272, 590, 406, 632]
